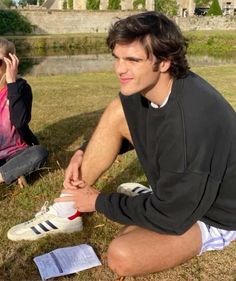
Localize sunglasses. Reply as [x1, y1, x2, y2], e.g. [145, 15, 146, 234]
[0, 59, 3, 67]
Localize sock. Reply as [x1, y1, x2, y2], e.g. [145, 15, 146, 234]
[52, 193, 80, 218]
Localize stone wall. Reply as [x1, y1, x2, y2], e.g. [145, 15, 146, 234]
[175, 15, 236, 30]
[19, 10, 236, 34]
[20, 10, 138, 34]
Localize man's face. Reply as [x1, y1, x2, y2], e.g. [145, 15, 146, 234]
[112, 41, 160, 96]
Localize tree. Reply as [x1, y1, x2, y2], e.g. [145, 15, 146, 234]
[38, 0, 44, 6]
[86, 0, 100, 10]
[133, 0, 145, 9]
[155, 0, 178, 16]
[194, 0, 211, 8]
[108, 0, 120, 9]
[2, 0, 16, 7]
[27, 0, 37, 4]
[18, 0, 27, 6]
[67, 0, 73, 9]
[62, 0, 67, 9]
[0, 10, 32, 34]
[207, 0, 222, 15]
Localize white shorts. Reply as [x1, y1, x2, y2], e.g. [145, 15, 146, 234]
[197, 221, 236, 255]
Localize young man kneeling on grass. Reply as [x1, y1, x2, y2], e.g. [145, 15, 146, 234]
[7, 12, 236, 278]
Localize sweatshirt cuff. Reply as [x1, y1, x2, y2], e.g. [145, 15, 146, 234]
[7, 82, 18, 96]
[95, 192, 109, 213]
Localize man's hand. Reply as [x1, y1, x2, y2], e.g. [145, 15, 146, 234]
[55, 181, 100, 212]
[64, 149, 84, 189]
[4, 53, 19, 84]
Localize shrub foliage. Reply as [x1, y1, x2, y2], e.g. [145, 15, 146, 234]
[155, 0, 178, 16]
[0, 10, 32, 35]
[207, 0, 222, 15]
[108, 0, 120, 10]
[86, 0, 100, 10]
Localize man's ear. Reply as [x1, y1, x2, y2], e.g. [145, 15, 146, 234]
[159, 59, 171, 73]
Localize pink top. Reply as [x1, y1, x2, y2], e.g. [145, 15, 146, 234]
[0, 85, 28, 160]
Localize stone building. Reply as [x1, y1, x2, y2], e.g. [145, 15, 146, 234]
[218, 0, 236, 15]
[38, 0, 196, 14]
[177, 0, 195, 16]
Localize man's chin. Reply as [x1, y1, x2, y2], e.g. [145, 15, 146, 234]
[120, 89, 137, 96]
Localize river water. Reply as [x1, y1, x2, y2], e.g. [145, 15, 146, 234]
[18, 52, 236, 76]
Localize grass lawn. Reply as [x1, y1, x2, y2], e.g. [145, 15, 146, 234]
[0, 64, 236, 281]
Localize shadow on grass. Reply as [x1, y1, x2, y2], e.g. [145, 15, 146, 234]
[0, 108, 149, 280]
[36, 109, 104, 171]
[0, 109, 104, 191]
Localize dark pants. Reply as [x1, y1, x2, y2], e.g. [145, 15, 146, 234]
[0, 145, 48, 184]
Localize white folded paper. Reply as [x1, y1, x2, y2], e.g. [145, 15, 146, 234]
[34, 244, 101, 280]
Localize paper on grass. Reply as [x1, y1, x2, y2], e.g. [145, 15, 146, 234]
[33, 244, 101, 280]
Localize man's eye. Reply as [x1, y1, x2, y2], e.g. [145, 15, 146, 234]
[128, 58, 144, 63]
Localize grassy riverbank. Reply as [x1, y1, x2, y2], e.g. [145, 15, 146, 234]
[6, 30, 236, 58]
[0, 64, 236, 281]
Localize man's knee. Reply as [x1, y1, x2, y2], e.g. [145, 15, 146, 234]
[107, 238, 134, 276]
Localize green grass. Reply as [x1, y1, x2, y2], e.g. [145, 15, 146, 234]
[0, 65, 236, 281]
[185, 30, 236, 57]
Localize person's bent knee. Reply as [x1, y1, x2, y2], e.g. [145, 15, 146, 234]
[107, 238, 134, 276]
[30, 145, 48, 165]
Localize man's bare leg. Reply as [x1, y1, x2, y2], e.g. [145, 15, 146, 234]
[80, 97, 132, 185]
[107, 223, 202, 277]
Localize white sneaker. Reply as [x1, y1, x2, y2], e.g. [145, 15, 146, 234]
[7, 202, 83, 241]
[117, 182, 152, 197]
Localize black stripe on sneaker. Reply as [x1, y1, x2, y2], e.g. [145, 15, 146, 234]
[38, 223, 50, 232]
[31, 226, 41, 235]
[132, 186, 143, 192]
[45, 220, 58, 230]
[138, 189, 152, 194]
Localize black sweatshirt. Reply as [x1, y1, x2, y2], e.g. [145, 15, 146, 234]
[7, 78, 39, 146]
[96, 71, 236, 235]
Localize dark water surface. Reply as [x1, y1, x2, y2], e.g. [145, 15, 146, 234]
[18, 52, 236, 76]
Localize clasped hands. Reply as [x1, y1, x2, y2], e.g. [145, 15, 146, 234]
[54, 180, 100, 213]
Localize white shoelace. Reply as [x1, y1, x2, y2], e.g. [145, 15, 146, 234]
[24, 201, 49, 225]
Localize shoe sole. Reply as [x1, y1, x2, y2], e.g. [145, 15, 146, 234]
[7, 224, 83, 241]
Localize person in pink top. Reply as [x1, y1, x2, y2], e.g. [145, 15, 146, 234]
[0, 38, 48, 187]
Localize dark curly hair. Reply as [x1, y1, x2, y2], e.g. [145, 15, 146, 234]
[107, 12, 189, 78]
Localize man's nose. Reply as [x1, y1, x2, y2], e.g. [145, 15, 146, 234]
[115, 59, 128, 74]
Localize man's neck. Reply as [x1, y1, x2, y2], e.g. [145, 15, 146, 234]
[143, 73, 173, 106]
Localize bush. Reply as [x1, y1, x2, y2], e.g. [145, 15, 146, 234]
[86, 0, 100, 10]
[62, 0, 67, 9]
[207, 0, 222, 15]
[133, 0, 145, 9]
[0, 10, 32, 35]
[154, 0, 178, 16]
[108, 0, 120, 10]
[67, 0, 73, 9]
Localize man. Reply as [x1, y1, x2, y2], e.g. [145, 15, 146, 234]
[8, 12, 236, 277]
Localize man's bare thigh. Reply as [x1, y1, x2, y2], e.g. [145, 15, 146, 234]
[108, 224, 202, 276]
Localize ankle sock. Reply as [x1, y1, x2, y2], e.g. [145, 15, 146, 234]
[52, 193, 80, 218]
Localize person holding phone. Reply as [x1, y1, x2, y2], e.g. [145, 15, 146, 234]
[0, 37, 48, 187]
